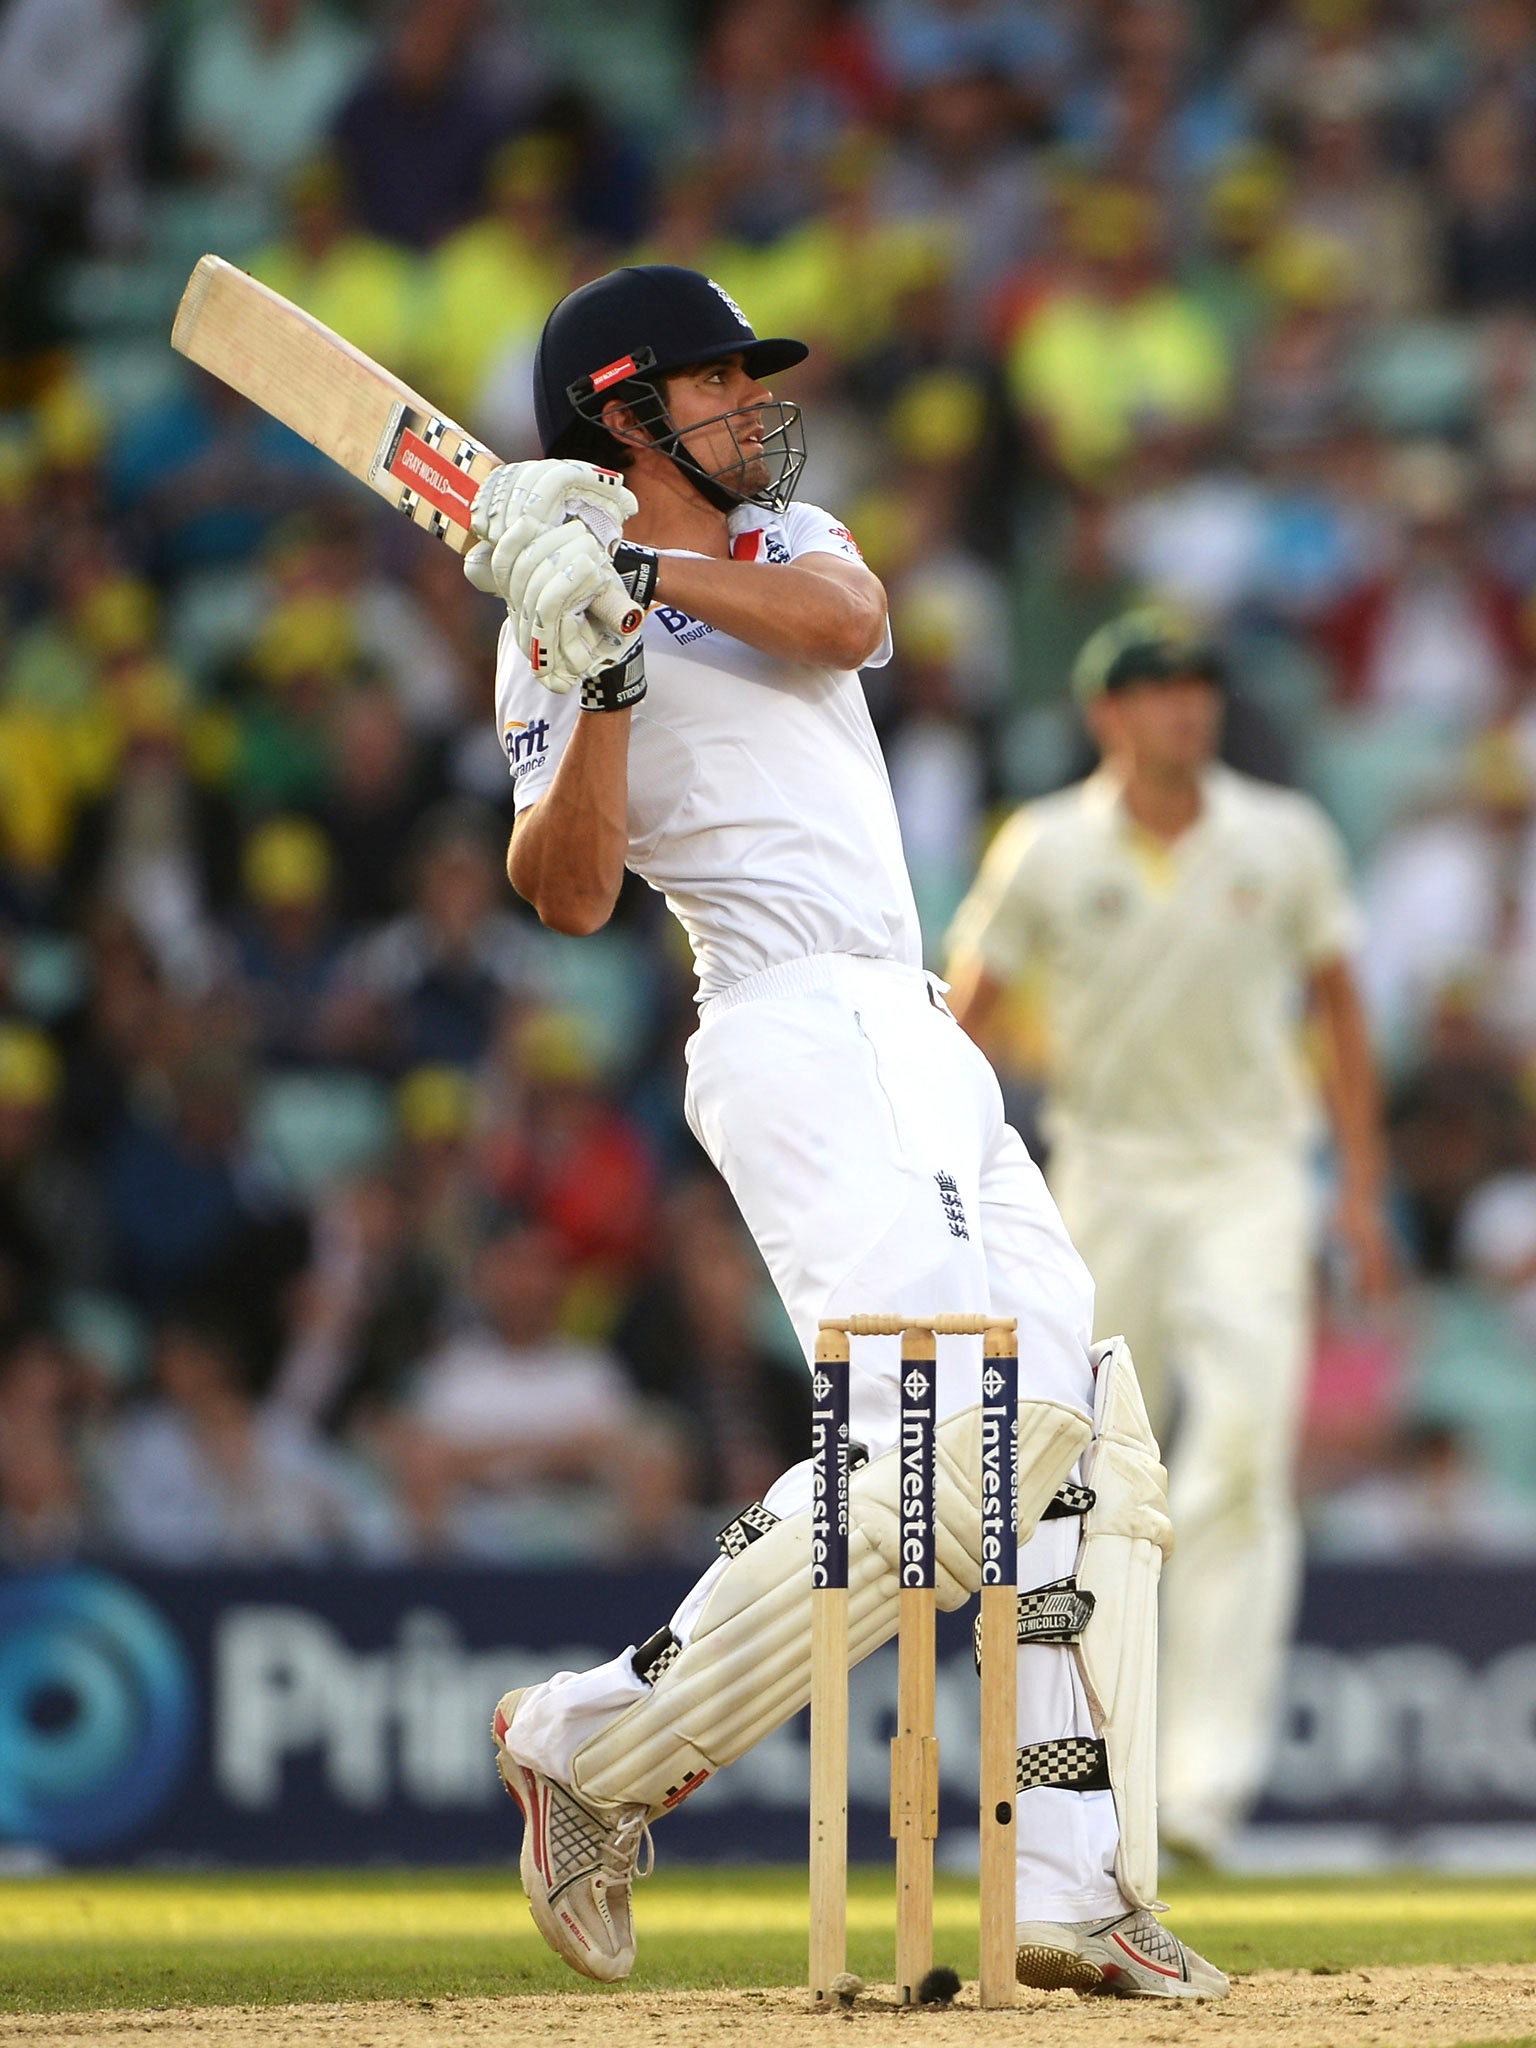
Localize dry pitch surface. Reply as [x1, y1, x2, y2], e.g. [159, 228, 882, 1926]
[5, 1972, 1536, 2048]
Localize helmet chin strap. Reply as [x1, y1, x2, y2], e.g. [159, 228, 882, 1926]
[668, 440, 746, 515]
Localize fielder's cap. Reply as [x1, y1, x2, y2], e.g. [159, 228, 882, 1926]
[533, 265, 809, 453]
[1071, 604, 1227, 704]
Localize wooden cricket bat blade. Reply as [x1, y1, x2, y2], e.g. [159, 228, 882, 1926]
[169, 253, 220, 355]
[170, 255, 636, 645]
[171, 253, 500, 555]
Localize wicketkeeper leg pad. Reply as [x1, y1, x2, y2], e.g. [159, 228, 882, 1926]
[569, 1398, 1092, 1817]
[1070, 1335, 1173, 1909]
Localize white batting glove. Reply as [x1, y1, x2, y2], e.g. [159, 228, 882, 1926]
[463, 459, 638, 597]
[506, 522, 643, 691]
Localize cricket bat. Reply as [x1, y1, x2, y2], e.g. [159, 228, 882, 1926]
[170, 254, 631, 630]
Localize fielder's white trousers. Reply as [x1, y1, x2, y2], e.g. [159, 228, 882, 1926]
[1050, 1136, 1312, 1859]
[514, 955, 1124, 1922]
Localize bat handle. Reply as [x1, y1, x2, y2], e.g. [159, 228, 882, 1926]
[588, 581, 644, 638]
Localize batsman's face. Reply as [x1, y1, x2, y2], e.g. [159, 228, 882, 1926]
[668, 354, 774, 495]
[1100, 674, 1223, 773]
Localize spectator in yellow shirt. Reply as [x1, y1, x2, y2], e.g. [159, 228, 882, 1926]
[1006, 181, 1231, 484]
[420, 134, 576, 434]
[249, 156, 419, 375]
[746, 132, 952, 367]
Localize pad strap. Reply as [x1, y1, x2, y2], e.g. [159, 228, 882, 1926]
[972, 1577, 1096, 1667]
[1041, 1482, 1096, 1519]
[715, 1500, 779, 1558]
[1017, 1577, 1096, 1643]
[1016, 1736, 1112, 1793]
[632, 1626, 681, 1685]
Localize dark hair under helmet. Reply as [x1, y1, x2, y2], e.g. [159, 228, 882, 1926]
[532, 265, 809, 513]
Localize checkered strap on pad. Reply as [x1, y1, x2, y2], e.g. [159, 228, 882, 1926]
[715, 1499, 778, 1559]
[1016, 1736, 1112, 1793]
[631, 1626, 681, 1685]
[1041, 1481, 1096, 1519]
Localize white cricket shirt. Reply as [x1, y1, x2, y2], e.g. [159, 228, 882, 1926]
[946, 763, 1359, 1160]
[495, 500, 921, 1002]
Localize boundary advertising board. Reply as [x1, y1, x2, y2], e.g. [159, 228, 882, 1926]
[2, 1565, 1534, 1863]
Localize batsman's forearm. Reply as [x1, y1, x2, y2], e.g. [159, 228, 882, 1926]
[508, 711, 630, 935]
[655, 554, 886, 668]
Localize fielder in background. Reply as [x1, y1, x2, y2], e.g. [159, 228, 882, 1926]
[946, 607, 1395, 1865]
[466, 268, 1227, 2000]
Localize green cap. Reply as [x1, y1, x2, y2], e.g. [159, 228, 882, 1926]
[1071, 604, 1227, 705]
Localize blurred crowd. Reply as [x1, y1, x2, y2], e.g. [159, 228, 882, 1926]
[3, 0, 1536, 1567]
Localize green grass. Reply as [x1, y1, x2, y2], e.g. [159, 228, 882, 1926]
[1, 1867, 1535, 2014]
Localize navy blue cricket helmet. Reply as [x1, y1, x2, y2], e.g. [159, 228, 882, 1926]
[532, 265, 809, 512]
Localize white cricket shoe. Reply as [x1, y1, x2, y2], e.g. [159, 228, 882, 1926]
[1014, 1908, 1230, 2000]
[492, 1687, 653, 1983]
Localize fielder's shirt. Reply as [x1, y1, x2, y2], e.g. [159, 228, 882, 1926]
[946, 763, 1359, 1161]
[495, 500, 921, 1002]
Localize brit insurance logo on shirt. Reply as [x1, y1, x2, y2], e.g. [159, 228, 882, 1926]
[503, 716, 550, 784]
[653, 605, 716, 646]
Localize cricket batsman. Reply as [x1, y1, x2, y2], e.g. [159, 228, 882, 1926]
[946, 608, 1394, 1864]
[465, 266, 1227, 1997]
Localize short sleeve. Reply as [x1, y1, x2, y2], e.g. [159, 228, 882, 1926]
[493, 616, 582, 815]
[779, 501, 893, 669]
[781, 501, 870, 565]
[1289, 801, 1361, 966]
[944, 805, 1047, 982]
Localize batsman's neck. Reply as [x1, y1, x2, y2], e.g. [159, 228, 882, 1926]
[621, 456, 736, 558]
[1117, 754, 1206, 843]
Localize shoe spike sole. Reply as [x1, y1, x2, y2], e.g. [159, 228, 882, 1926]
[1014, 1943, 1106, 1994]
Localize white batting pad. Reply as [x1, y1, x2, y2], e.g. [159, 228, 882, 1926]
[1074, 1336, 1174, 1909]
[571, 1397, 1092, 1816]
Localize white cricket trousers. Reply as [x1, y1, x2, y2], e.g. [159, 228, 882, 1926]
[514, 955, 1124, 1922]
[1050, 1137, 1313, 1858]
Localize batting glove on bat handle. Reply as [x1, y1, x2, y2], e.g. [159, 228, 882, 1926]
[571, 540, 657, 638]
[469, 533, 641, 636]
[512, 524, 648, 687]
[545, 540, 657, 646]
[511, 536, 656, 649]
[471, 458, 637, 548]
[465, 458, 643, 634]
